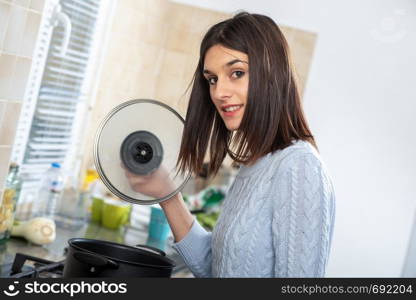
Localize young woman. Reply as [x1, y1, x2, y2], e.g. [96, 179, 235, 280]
[126, 11, 336, 278]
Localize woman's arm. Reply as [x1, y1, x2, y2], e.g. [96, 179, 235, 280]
[122, 163, 193, 241]
[271, 152, 336, 277]
[122, 165, 213, 277]
[159, 192, 194, 242]
[162, 193, 213, 277]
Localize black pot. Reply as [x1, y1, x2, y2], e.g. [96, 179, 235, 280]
[63, 238, 175, 278]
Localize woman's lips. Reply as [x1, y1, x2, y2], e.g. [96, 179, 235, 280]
[222, 105, 243, 117]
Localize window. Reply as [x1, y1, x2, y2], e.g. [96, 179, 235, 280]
[12, 0, 115, 214]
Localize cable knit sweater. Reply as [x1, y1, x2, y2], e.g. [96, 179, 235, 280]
[172, 140, 336, 277]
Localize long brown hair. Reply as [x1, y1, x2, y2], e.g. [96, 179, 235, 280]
[177, 11, 317, 178]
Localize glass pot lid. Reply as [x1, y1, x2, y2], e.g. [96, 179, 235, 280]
[93, 99, 190, 205]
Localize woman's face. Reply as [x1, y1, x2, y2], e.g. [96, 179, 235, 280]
[203, 44, 249, 131]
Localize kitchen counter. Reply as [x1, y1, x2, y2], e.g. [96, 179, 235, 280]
[0, 220, 192, 278]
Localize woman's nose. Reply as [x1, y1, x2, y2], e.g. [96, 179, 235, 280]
[212, 78, 232, 100]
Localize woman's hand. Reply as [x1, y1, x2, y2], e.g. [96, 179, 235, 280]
[121, 163, 176, 199]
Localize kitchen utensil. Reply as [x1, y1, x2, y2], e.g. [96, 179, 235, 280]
[93, 99, 191, 205]
[63, 238, 175, 277]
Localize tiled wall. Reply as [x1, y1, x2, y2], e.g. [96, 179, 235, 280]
[154, 3, 230, 114]
[0, 0, 45, 200]
[281, 26, 317, 99]
[80, 0, 231, 172]
[81, 0, 317, 171]
[0, 0, 317, 196]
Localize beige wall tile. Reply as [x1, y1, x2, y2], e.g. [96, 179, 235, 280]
[133, 41, 165, 77]
[112, 11, 168, 48]
[106, 35, 135, 67]
[119, 67, 154, 99]
[141, 15, 168, 47]
[0, 1, 11, 50]
[210, 12, 230, 28]
[0, 146, 12, 191]
[292, 29, 317, 59]
[164, 31, 201, 59]
[0, 100, 6, 125]
[98, 59, 125, 90]
[186, 31, 204, 57]
[12, 0, 30, 8]
[165, 2, 194, 32]
[189, 9, 227, 34]
[20, 11, 41, 57]
[10, 56, 31, 100]
[0, 53, 17, 99]
[281, 25, 295, 45]
[29, 0, 45, 12]
[176, 78, 192, 116]
[135, 53, 153, 76]
[129, 10, 146, 43]
[165, 27, 193, 53]
[0, 1, 44, 194]
[0, 101, 22, 145]
[155, 72, 188, 107]
[144, 0, 168, 18]
[100, 37, 165, 94]
[111, 2, 139, 41]
[160, 49, 188, 78]
[183, 52, 199, 80]
[3, 4, 27, 55]
[290, 29, 317, 96]
[125, 0, 146, 12]
[131, 72, 157, 99]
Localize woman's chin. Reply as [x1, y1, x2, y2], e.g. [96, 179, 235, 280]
[224, 121, 241, 131]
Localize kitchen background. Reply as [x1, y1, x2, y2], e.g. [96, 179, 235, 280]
[0, 0, 415, 278]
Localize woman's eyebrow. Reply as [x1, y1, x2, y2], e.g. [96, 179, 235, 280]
[226, 59, 248, 67]
[203, 59, 248, 75]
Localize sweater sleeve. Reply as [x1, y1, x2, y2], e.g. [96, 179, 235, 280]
[171, 218, 212, 277]
[271, 152, 335, 277]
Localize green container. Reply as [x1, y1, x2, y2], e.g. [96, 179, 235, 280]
[101, 199, 131, 230]
[90, 197, 104, 223]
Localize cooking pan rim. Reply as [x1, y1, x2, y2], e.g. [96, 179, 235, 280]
[68, 238, 175, 270]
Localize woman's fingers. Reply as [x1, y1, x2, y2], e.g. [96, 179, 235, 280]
[124, 170, 149, 184]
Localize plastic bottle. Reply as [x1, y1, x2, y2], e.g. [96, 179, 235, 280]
[33, 163, 64, 219]
[0, 163, 23, 242]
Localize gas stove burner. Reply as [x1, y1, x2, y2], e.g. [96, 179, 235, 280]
[120, 130, 163, 175]
[93, 99, 191, 205]
[1, 253, 65, 278]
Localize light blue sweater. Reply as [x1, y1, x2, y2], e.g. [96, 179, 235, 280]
[172, 140, 336, 277]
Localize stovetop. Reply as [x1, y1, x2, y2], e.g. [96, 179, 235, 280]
[1, 250, 189, 278]
[2, 252, 65, 278]
[0, 222, 190, 278]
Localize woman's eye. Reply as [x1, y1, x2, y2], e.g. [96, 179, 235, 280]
[232, 70, 245, 78]
[207, 77, 217, 85]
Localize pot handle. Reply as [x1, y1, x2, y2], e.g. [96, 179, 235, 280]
[135, 244, 166, 256]
[73, 251, 119, 269]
